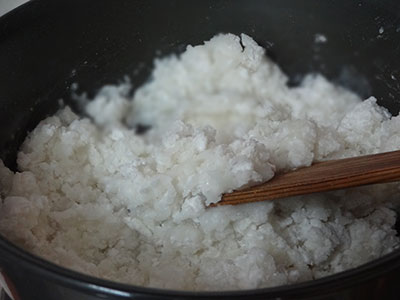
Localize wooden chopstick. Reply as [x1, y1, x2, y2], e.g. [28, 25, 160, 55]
[214, 150, 400, 206]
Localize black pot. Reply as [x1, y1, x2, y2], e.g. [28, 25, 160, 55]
[1, 0, 400, 299]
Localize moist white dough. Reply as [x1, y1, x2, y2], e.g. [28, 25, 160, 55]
[0, 33, 399, 291]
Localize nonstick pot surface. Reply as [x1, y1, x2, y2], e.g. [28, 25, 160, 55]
[0, 0, 400, 299]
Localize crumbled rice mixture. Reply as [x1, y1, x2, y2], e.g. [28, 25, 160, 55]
[0, 34, 399, 291]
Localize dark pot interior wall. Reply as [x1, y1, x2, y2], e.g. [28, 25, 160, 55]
[1, 0, 400, 168]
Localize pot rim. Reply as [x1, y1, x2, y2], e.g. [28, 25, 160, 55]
[1, 0, 400, 298]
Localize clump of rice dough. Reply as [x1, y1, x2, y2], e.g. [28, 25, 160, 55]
[1, 33, 400, 291]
